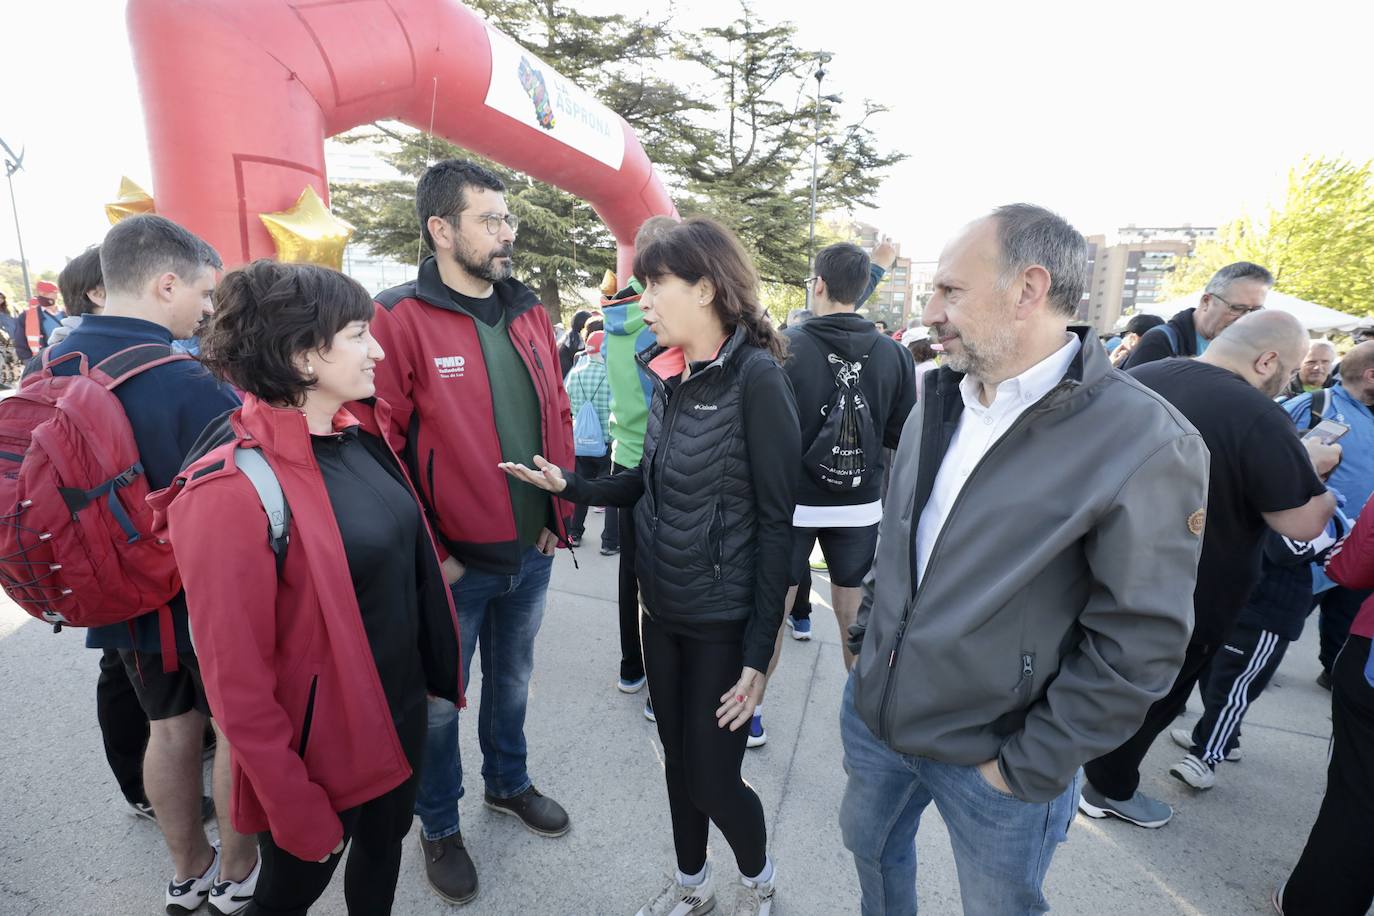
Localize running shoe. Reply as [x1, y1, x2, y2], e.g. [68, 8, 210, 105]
[785, 616, 812, 640]
[1077, 784, 1172, 828]
[1169, 726, 1241, 762]
[1169, 754, 1216, 790]
[618, 674, 647, 694]
[166, 844, 220, 915]
[635, 864, 715, 916]
[208, 854, 260, 914]
[746, 713, 767, 749]
[644, 697, 656, 722]
[728, 869, 776, 916]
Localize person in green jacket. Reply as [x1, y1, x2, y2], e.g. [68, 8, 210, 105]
[601, 215, 679, 706]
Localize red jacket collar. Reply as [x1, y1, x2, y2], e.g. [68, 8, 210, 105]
[233, 394, 392, 466]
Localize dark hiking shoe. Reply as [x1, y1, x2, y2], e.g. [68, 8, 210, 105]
[420, 833, 478, 904]
[484, 785, 570, 837]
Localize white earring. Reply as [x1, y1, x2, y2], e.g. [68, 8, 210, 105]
[306, 364, 315, 374]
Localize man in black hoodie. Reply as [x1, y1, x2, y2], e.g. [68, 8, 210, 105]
[1120, 262, 1272, 369]
[757, 243, 916, 741]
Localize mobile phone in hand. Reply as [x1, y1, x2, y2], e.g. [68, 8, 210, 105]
[1304, 418, 1350, 446]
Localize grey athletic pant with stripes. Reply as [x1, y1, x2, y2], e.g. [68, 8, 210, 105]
[1188, 625, 1290, 766]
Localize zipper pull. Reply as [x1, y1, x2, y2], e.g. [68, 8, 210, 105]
[889, 619, 907, 668]
[1021, 654, 1034, 679]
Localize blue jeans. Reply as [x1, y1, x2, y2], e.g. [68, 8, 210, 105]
[839, 677, 1080, 915]
[415, 547, 554, 841]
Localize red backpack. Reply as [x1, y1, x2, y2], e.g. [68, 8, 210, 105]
[0, 344, 192, 663]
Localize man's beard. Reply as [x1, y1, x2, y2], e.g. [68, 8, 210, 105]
[1262, 366, 1292, 399]
[454, 236, 514, 283]
[933, 321, 1018, 380]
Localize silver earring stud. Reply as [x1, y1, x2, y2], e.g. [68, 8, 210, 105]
[306, 365, 315, 374]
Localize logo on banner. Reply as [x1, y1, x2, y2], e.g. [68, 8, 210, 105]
[518, 58, 556, 130]
[483, 25, 625, 170]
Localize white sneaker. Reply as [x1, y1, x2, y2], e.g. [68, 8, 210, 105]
[209, 854, 260, 914]
[634, 863, 716, 916]
[1169, 753, 1216, 790]
[1170, 726, 1241, 762]
[729, 870, 776, 916]
[166, 844, 220, 914]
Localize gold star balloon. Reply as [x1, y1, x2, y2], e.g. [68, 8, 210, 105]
[259, 185, 355, 270]
[105, 177, 156, 225]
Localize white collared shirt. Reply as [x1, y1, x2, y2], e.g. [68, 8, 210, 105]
[914, 334, 1082, 582]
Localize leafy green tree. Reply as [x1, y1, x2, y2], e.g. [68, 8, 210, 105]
[1167, 157, 1374, 316]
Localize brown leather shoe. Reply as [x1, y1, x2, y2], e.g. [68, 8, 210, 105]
[420, 833, 478, 904]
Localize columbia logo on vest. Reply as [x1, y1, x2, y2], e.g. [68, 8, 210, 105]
[693, 403, 718, 411]
[434, 355, 466, 379]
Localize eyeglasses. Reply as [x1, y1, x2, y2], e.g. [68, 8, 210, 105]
[457, 212, 520, 235]
[1210, 293, 1263, 316]
[803, 276, 819, 287]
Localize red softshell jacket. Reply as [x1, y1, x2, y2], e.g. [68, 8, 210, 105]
[371, 257, 574, 573]
[1325, 495, 1374, 641]
[149, 395, 463, 862]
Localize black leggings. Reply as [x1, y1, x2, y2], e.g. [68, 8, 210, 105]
[641, 611, 767, 877]
[245, 703, 427, 916]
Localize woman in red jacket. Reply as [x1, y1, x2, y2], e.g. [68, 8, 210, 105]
[155, 260, 462, 915]
[1275, 500, 1374, 915]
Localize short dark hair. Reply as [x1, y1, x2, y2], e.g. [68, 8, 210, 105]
[417, 159, 507, 252]
[100, 214, 221, 298]
[1125, 313, 1165, 337]
[814, 243, 871, 306]
[59, 246, 104, 317]
[201, 260, 375, 406]
[907, 338, 936, 362]
[990, 203, 1088, 317]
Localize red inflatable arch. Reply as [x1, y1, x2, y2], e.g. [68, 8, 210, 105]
[126, 0, 676, 279]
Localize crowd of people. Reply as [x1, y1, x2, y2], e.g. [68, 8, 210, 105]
[4, 157, 1373, 916]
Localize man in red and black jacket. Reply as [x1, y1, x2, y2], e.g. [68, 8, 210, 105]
[369, 159, 574, 905]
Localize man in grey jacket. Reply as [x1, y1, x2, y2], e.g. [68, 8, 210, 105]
[839, 204, 1210, 915]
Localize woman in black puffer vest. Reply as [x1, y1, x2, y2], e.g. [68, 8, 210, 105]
[501, 217, 799, 916]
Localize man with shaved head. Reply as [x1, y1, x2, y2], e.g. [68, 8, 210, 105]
[1081, 310, 1339, 829]
[1283, 340, 1374, 688]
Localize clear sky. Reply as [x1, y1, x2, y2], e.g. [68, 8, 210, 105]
[2, 0, 1371, 272]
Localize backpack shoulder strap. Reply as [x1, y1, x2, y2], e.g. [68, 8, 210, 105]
[91, 344, 194, 389]
[1159, 323, 1182, 356]
[235, 447, 291, 574]
[25, 307, 42, 352]
[1309, 388, 1332, 430]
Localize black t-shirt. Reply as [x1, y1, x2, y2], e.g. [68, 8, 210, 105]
[448, 285, 504, 327]
[1129, 359, 1327, 645]
[312, 430, 425, 723]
